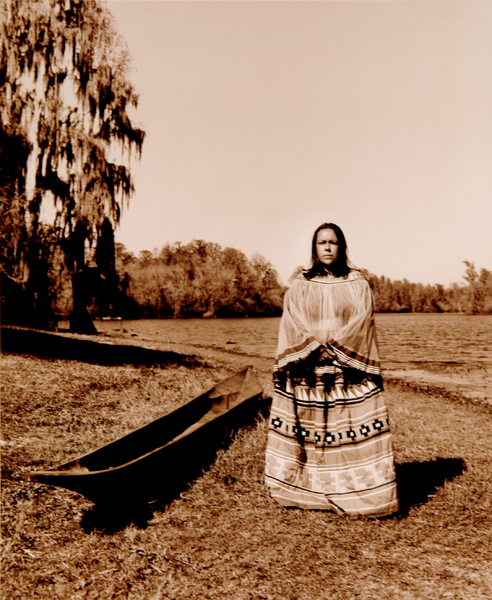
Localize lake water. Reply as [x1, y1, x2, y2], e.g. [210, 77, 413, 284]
[94, 314, 492, 402]
[95, 314, 491, 364]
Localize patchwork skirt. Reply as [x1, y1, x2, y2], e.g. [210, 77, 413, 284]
[265, 366, 399, 516]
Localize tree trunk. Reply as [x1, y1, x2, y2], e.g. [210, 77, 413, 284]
[70, 268, 97, 335]
[69, 221, 97, 335]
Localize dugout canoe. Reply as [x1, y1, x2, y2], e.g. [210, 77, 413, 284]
[24, 367, 263, 505]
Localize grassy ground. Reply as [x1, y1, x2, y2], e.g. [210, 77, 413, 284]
[1, 350, 492, 600]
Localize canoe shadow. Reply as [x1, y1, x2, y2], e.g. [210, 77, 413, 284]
[1, 326, 203, 367]
[396, 457, 466, 515]
[80, 502, 155, 534]
[79, 396, 272, 534]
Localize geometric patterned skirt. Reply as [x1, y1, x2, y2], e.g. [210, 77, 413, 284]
[265, 365, 399, 517]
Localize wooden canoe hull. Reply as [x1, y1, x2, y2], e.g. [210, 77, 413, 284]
[24, 367, 264, 505]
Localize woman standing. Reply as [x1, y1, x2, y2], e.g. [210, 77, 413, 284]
[265, 223, 399, 516]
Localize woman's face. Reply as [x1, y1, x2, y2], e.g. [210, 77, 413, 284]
[316, 228, 339, 267]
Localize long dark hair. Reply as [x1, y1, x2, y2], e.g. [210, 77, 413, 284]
[303, 223, 354, 279]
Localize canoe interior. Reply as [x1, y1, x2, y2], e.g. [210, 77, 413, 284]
[61, 366, 262, 472]
[24, 366, 265, 505]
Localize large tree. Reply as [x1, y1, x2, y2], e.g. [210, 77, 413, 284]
[0, 0, 144, 331]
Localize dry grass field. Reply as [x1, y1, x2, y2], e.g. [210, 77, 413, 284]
[1, 349, 492, 600]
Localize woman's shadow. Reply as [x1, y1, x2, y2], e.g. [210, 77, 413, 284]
[81, 457, 466, 532]
[395, 457, 466, 516]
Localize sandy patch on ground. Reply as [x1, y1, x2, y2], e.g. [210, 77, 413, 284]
[383, 361, 492, 405]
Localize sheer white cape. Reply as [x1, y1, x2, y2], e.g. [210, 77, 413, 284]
[275, 271, 381, 378]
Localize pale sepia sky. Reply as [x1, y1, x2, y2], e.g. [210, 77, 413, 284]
[107, 0, 492, 285]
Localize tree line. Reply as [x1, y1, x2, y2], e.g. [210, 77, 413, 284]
[4, 238, 286, 321]
[2, 230, 491, 325]
[101, 249, 492, 319]
[112, 241, 286, 319]
[363, 261, 492, 314]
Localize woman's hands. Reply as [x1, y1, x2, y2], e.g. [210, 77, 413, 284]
[319, 345, 335, 362]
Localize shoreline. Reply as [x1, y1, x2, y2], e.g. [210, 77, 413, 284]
[2, 324, 491, 406]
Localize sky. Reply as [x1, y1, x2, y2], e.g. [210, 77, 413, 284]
[106, 0, 492, 286]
